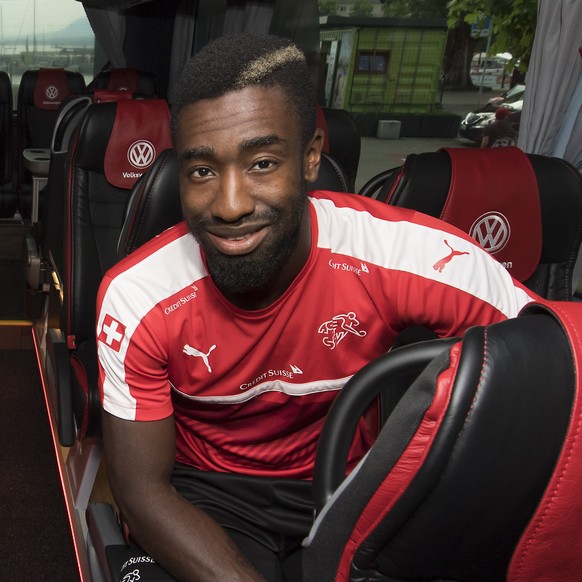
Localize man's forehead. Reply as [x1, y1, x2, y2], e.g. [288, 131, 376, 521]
[176, 85, 300, 145]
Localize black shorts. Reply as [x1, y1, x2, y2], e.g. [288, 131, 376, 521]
[171, 463, 315, 582]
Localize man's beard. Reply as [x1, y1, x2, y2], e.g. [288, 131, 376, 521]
[187, 192, 307, 298]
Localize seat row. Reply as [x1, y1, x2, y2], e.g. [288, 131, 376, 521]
[0, 66, 160, 218]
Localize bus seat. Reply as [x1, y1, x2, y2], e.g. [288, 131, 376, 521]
[118, 148, 182, 257]
[304, 300, 582, 582]
[312, 151, 351, 193]
[46, 97, 172, 447]
[0, 70, 16, 216]
[16, 67, 86, 216]
[358, 147, 582, 300]
[90, 67, 159, 97]
[318, 106, 361, 192]
[36, 90, 139, 286]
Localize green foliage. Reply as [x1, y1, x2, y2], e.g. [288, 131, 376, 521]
[350, 0, 374, 17]
[318, 0, 339, 16]
[447, 0, 537, 68]
[382, 0, 448, 18]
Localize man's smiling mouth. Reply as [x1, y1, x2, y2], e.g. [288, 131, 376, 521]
[207, 225, 269, 255]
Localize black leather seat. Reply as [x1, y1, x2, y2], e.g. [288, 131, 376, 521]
[0, 70, 16, 216]
[318, 106, 361, 192]
[359, 147, 582, 300]
[304, 300, 582, 582]
[16, 67, 86, 216]
[46, 97, 172, 447]
[39, 90, 141, 281]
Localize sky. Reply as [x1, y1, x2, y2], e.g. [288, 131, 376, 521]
[0, 0, 86, 38]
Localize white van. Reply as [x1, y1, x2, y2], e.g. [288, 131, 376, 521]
[470, 52, 511, 89]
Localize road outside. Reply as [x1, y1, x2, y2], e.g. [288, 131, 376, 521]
[355, 90, 486, 192]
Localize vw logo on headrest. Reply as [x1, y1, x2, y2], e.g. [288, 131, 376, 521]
[128, 140, 156, 169]
[469, 212, 511, 254]
[45, 85, 59, 100]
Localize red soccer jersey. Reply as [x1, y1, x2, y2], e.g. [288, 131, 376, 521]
[97, 191, 535, 479]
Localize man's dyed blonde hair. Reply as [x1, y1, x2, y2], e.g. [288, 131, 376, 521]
[171, 33, 317, 149]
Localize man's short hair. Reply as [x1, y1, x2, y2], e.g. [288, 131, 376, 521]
[171, 33, 317, 149]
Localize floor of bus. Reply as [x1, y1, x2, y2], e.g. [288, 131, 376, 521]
[0, 346, 80, 581]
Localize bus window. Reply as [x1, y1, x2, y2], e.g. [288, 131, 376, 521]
[0, 0, 95, 104]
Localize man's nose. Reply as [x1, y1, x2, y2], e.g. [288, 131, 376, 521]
[211, 169, 255, 223]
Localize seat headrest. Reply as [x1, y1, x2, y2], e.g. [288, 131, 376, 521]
[103, 99, 172, 189]
[438, 147, 542, 281]
[33, 68, 70, 110]
[107, 68, 140, 92]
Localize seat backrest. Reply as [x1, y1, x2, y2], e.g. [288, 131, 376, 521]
[64, 98, 172, 345]
[0, 70, 12, 184]
[41, 90, 137, 276]
[361, 147, 582, 300]
[90, 67, 158, 97]
[17, 67, 86, 151]
[59, 98, 171, 440]
[304, 300, 582, 582]
[0, 70, 16, 216]
[118, 148, 182, 257]
[16, 67, 86, 204]
[317, 106, 361, 192]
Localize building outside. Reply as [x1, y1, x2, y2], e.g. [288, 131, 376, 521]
[319, 15, 460, 137]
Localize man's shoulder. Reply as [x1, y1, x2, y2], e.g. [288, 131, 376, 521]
[308, 189, 423, 223]
[308, 189, 475, 235]
[105, 221, 193, 281]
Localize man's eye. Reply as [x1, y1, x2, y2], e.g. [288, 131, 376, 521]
[191, 167, 213, 178]
[252, 159, 275, 170]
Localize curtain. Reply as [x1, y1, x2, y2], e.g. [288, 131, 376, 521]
[517, 0, 582, 169]
[167, 0, 197, 104]
[83, 6, 127, 68]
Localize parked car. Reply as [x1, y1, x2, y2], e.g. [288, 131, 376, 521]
[482, 83, 525, 112]
[459, 90, 524, 143]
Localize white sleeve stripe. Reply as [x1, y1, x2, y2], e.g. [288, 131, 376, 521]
[311, 197, 534, 318]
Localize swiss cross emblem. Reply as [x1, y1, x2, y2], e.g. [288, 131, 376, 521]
[98, 314, 126, 352]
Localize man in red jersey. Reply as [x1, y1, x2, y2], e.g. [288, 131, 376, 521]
[97, 33, 537, 581]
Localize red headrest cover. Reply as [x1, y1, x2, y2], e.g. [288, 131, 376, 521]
[104, 99, 172, 189]
[107, 68, 140, 92]
[509, 301, 582, 581]
[440, 147, 542, 282]
[33, 68, 70, 110]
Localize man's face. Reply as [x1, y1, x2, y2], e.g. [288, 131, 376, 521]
[175, 85, 322, 308]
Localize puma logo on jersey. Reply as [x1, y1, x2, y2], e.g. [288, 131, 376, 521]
[433, 239, 470, 273]
[290, 364, 303, 374]
[183, 344, 216, 373]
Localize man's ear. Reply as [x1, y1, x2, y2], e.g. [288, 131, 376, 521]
[303, 128, 325, 184]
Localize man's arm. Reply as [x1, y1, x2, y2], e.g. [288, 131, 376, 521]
[102, 411, 266, 582]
